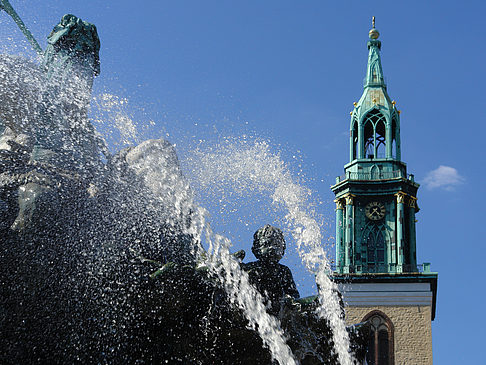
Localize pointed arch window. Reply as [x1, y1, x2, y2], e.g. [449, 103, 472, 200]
[363, 311, 394, 365]
[375, 120, 386, 158]
[370, 164, 380, 180]
[363, 110, 387, 159]
[362, 222, 388, 272]
[372, 69, 378, 82]
[364, 121, 375, 158]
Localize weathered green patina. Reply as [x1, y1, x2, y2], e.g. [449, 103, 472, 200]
[42, 13, 100, 84]
[332, 21, 421, 275]
[0, 3, 103, 164]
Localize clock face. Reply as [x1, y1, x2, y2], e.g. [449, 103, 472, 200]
[365, 201, 386, 221]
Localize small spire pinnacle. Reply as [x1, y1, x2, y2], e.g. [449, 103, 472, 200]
[365, 17, 384, 88]
[369, 16, 380, 39]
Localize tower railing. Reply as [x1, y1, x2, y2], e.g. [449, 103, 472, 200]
[338, 169, 404, 181]
[330, 263, 433, 274]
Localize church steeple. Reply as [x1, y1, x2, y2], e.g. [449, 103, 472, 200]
[350, 18, 401, 162]
[330, 21, 438, 364]
[332, 19, 421, 275]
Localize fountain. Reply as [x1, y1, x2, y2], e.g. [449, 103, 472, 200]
[0, 2, 370, 364]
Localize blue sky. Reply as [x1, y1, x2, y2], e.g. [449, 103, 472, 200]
[1, 1, 485, 363]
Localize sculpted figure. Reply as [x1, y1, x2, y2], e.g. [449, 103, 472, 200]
[0, 14, 103, 236]
[34, 13, 102, 165]
[0, 14, 103, 166]
[42, 13, 100, 87]
[242, 224, 299, 314]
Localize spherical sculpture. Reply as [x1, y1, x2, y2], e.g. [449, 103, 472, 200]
[369, 28, 380, 39]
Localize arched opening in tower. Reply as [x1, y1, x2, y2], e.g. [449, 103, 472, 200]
[375, 119, 386, 158]
[364, 120, 375, 159]
[363, 109, 386, 159]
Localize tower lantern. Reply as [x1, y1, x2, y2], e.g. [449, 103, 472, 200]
[330, 19, 438, 365]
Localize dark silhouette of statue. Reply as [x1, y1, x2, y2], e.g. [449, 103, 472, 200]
[34, 13, 102, 165]
[42, 13, 100, 86]
[0, 6, 372, 363]
[242, 224, 299, 314]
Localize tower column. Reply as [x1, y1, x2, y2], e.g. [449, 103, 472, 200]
[408, 196, 418, 271]
[386, 120, 392, 158]
[344, 194, 355, 273]
[395, 192, 406, 273]
[396, 118, 401, 160]
[335, 199, 345, 272]
[358, 123, 364, 159]
[349, 127, 354, 161]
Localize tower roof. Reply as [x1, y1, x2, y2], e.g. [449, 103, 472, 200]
[354, 17, 396, 109]
[350, 18, 400, 158]
[365, 17, 385, 89]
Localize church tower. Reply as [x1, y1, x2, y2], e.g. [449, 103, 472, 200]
[330, 19, 438, 365]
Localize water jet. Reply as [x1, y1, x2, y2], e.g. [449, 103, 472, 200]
[0, 3, 370, 364]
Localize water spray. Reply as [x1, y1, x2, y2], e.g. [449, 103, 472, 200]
[0, 0, 43, 55]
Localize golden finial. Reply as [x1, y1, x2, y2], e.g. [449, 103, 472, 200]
[350, 111, 353, 115]
[392, 100, 396, 106]
[369, 16, 380, 39]
[398, 110, 401, 114]
[353, 102, 357, 107]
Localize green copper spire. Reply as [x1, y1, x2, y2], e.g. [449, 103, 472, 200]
[349, 18, 401, 162]
[365, 17, 385, 88]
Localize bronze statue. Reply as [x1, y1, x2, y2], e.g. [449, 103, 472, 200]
[242, 224, 299, 314]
